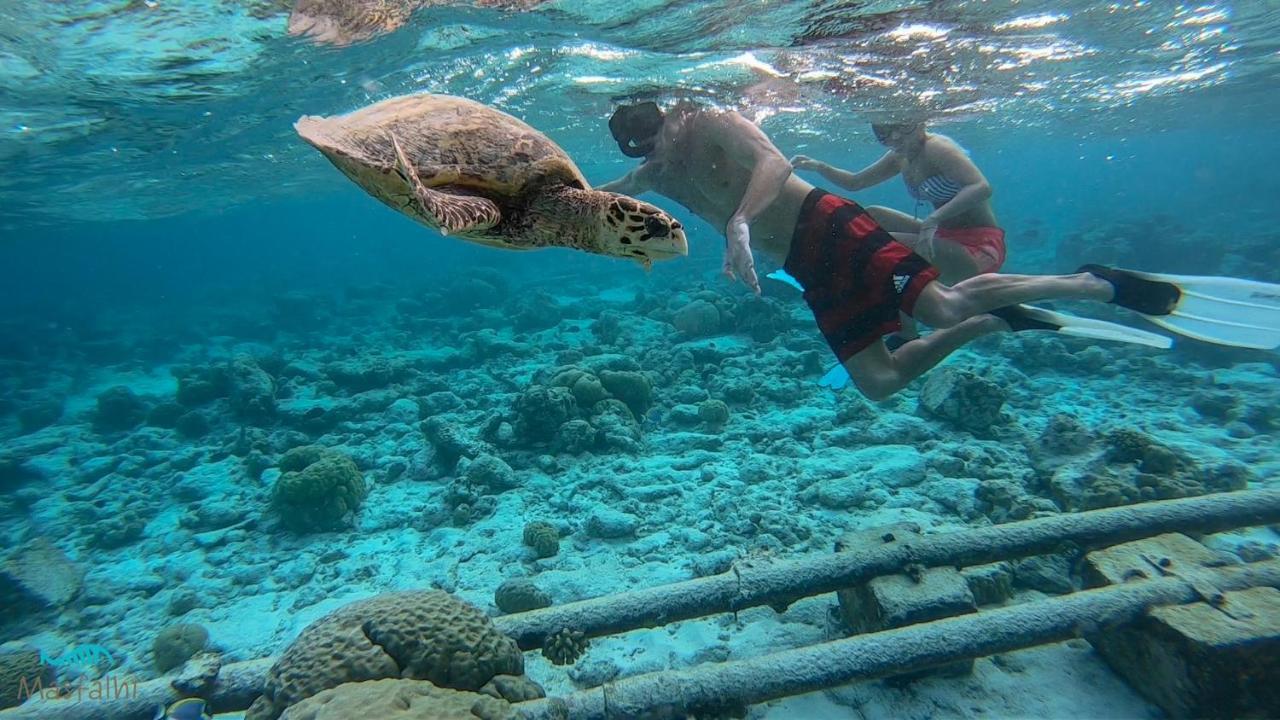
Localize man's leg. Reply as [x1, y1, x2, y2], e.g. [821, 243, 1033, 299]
[912, 272, 1113, 329]
[843, 315, 1004, 401]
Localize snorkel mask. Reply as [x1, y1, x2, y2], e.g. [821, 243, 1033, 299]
[609, 102, 664, 158]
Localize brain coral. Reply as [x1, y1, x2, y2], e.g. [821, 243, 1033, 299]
[272, 446, 367, 533]
[278, 679, 516, 720]
[522, 521, 559, 559]
[245, 591, 524, 720]
[153, 623, 209, 672]
[494, 578, 551, 614]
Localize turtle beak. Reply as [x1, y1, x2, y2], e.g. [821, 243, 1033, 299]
[634, 222, 687, 266]
[659, 221, 689, 258]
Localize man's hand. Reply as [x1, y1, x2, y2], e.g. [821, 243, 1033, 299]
[723, 215, 760, 295]
[790, 155, 821, 172]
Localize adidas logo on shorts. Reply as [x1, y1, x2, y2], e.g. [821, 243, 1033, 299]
[893, 274, 910, 294]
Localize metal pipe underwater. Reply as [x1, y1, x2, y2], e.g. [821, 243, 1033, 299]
[492, 488, 1280, 649]
[3, 488, 1278, 720]
[513, 560, 1280, 720]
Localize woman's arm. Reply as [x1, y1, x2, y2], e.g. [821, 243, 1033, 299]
[790, 150, 902, 191]
[919, 138, 992, 227]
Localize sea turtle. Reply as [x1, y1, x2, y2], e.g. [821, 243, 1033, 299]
[288, 0, 543, 46]
[295, 93, 688, 268]
[288, 0, 424, 46]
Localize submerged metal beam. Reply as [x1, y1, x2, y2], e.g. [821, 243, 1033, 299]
[5, 490, 1275, 720]
[514, 560, 1280, 720]
[0, 657, 272, 720]
[494, 488, 1280, 649]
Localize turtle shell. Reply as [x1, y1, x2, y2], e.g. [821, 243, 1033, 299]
[289, 0, 425, 46]
[295, 93, 588, 217]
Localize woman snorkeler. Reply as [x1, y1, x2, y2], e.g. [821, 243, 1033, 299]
[791, 121, 1004, 285]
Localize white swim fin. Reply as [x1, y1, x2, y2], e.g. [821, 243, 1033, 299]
[990, 304, 1173, 349]
[1080, 265, 1280, 350]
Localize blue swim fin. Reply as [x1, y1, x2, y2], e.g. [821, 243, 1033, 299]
[819, 363, 852, 390]
[765, 269, 804, 292]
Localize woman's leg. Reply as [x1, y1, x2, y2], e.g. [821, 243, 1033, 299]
[928, 240, 983, 284]
[867, 206, 922, 234]
[888, 226, 984, 284]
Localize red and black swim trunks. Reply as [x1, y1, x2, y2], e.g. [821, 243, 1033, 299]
[783, 189, 940, 362]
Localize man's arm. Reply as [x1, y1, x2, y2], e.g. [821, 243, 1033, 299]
[703, 112, 793, 225]
[595, 162, 654, 195]
[792, 151, 902, 191]
[698, 111, 793, 294]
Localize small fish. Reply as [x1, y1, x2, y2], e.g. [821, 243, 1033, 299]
[39, 644, 113, 669]
[154, 698, 212, 720]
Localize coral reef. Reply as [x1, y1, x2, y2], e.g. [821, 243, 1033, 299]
[493, 578, 551, 614]
[513, 385, 576, 443]
[0, 537, 84, 612]
[918, 368, 1006, 433]
[672, 300, 721, 337]
[272, 446, 367, 533]
[543, 627, 588, 666]
[0, 213, 1274, 720]
[277, 678, 517, 720]
[94, 385, 149, 432]
[153, 623, 210, 672]
[245, 591, 523, 720]
[521, 521, 559, 559]
[0, 649, 54, 710]
[16, 399, 63, 434]
[479, 675, 545, 703]
[230, 354, 277, 422]
[1037, 414, 1094, 456]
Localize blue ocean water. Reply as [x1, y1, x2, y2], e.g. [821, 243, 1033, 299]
[1, 2, 1278, 719]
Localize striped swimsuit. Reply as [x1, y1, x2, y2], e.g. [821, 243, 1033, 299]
[909, 173, 1006, 274]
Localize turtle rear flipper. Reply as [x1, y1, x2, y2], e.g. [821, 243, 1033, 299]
[390, 133, 500, 236]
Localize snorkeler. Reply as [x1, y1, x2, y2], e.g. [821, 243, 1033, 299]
[598, 101, 1280, 401]
[792, 120, 1001, 350]
[790, 121, 1004, 284]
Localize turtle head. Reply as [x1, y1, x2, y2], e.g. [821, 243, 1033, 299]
[594, 193, 688, 269]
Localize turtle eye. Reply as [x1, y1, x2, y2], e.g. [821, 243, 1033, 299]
[644, 215, 670, 238]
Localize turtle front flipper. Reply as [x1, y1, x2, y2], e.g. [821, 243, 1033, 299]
[389, 133, 501, 236]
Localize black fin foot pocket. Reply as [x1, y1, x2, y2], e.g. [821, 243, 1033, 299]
[989, 305, 1060, 332]
[1078, 264, 1181, 316]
